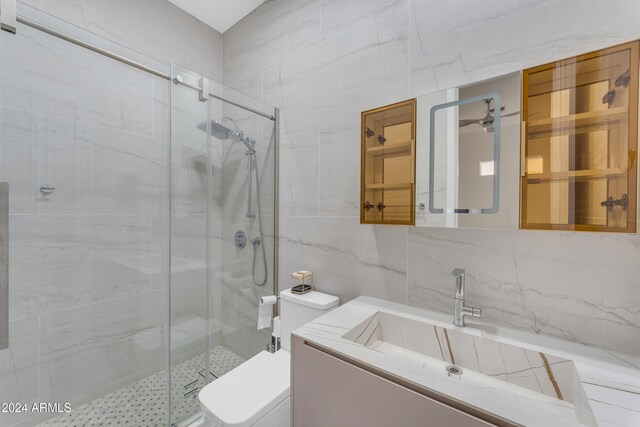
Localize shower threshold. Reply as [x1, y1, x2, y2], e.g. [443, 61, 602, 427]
[40, 346, 244, 427]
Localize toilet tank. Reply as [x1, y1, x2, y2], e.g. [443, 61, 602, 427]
[279, 288, 339, 351]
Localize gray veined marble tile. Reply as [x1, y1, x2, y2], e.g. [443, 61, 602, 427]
[223, 0, 294, 86]
[0, 183, 6, 353]
[219, 278, 272, 361]
[291, 0, 322, 53]
[37, 0, 223, 81]
[38, 116, 168, 215]
[279, 216, 407, 304]
[285, 12, 408, 128]
[408, 7, 439, 97]
[318, 120, 361, 217]
[409, 0, 640, 94]
[262, 62, 285, 114]
[0, 107, 40, 215]
[8, 214, 155, 319]
[152, 77, 171, 142]
[170, 78, 226, 216]
[226, 71, 264, 104]
[0, 317, 41, 427]
[222, 0, 324, 85]
[279, 128, 319, 217]
[224, 23, 292, 87]
[0, 24, 157, 137]
[320, 0, 410, 41]
[0, 317, 40, 403]
[247, 0, 409, 137]
[38, 290, 166, 408]
[407, 227, 640, 355]
[224, 0, 294, 53]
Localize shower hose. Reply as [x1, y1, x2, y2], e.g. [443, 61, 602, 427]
[250, 152, 268, 286]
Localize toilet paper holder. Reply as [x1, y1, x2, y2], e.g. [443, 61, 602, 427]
[258, 295, 278, 331]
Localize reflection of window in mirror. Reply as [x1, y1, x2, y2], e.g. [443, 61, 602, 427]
[361, 99, 416, 225]
[479, 160, 495, 177]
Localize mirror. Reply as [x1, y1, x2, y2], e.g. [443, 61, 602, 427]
[415, 72, 521, 229]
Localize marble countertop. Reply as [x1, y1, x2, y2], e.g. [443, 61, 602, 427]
[292, 297, 640, 427]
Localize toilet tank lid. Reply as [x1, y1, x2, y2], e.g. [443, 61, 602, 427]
[280, 288, 339, 310]
[199, 350, 290, 427]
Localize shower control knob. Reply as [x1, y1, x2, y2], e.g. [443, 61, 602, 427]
[235, 230, 246, 249]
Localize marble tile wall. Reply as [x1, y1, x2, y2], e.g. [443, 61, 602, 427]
[23, 0, 223, 80]
[0, 184, 6, 351]
[223, 0, 640, 356]
[0, 2, 223, 426]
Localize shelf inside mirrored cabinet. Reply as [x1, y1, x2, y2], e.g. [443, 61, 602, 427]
[521, 41, 639, 233]
[527, 107, 629, 138]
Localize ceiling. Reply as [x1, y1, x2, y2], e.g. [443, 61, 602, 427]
[167, 0, 267, 33]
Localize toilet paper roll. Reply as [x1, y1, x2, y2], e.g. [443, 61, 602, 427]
[257, 295, 277, 330]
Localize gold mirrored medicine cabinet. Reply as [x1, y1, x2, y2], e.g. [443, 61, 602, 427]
[521, 41, 639, 233]
[361, 99, 417, 225]
[360, 42, 639, 232]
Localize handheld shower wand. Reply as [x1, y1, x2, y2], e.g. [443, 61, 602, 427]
[199, 117, 268, 286]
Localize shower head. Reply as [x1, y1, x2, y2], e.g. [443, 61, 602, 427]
[210, 121, 234, 140]
[197, 116, 238, 140]
[198, 117, 257, 152]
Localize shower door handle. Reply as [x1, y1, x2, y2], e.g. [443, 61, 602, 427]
[0, 183, 7, 350]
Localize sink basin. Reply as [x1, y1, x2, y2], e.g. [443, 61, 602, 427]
[343, 311, 596, 426]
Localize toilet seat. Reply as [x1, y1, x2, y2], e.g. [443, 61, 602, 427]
[199, 350, 290, 427]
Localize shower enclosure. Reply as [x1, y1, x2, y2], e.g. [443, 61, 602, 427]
[0, 4, 277, 427]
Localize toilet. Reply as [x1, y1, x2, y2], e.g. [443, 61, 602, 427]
[198, 288, 339, 427]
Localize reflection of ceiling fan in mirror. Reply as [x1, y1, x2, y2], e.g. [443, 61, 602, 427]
[458, 98, 520, 133]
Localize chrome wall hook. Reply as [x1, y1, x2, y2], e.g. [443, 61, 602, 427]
[40, 184, 55, 195]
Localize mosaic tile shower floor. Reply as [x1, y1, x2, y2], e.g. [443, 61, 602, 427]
[40, 346, 245, 427]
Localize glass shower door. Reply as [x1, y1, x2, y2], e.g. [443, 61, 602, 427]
[169, 64, 216, 426]
[169, 64, 277, 426]
[0, 4, 171, 426]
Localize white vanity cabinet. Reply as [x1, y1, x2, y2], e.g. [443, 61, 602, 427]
[291, 336, 503, 427]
